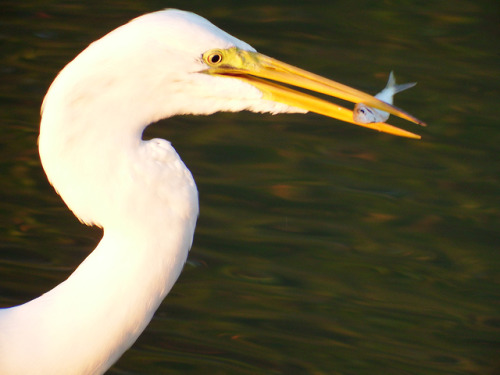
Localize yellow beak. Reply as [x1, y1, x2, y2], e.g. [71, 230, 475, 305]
[203, 47, 425, 139]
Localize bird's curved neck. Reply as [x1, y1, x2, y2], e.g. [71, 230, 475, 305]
[3, 107, 198, 374]
[1, 215, 194, 374]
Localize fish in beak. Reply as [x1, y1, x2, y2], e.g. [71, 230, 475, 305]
[203, 47, 425, 139]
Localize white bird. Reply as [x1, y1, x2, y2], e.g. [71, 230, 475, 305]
[0, 9, 424, 375]
[353, 71, 417, 124]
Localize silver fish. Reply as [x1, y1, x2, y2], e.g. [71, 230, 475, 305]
[353, 71, 416, 124]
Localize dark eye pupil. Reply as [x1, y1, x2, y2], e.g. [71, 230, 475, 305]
[210, 54, 221, 64]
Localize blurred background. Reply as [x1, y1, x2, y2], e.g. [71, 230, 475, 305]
[1, 1, 499, 374]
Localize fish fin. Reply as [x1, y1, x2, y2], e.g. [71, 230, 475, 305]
[387, 71, 396, 89]
[387, 71, 417, 94]
[393, 81, 417, 94]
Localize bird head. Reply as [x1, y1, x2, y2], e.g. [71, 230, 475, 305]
[39, 9, 424, 227]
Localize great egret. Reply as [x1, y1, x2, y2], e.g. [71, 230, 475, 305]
[0, 9, 423, 375]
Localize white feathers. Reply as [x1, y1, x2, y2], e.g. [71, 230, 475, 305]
[38, 9, 298, 228]
[1, 9, 299, 374]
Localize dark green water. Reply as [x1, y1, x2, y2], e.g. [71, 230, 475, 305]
[1, 1, 499, 374]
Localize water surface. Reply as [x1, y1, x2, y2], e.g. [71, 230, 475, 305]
[1, 1, 499, 374]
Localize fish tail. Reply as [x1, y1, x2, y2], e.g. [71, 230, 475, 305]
[393, 82, 417, 94]
[387, 71, 396, 88]
[386, 71, 417, 94]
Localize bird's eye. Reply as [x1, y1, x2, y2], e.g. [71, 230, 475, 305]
[209, 53, 222, 64]
[204, 50, 223, 66]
